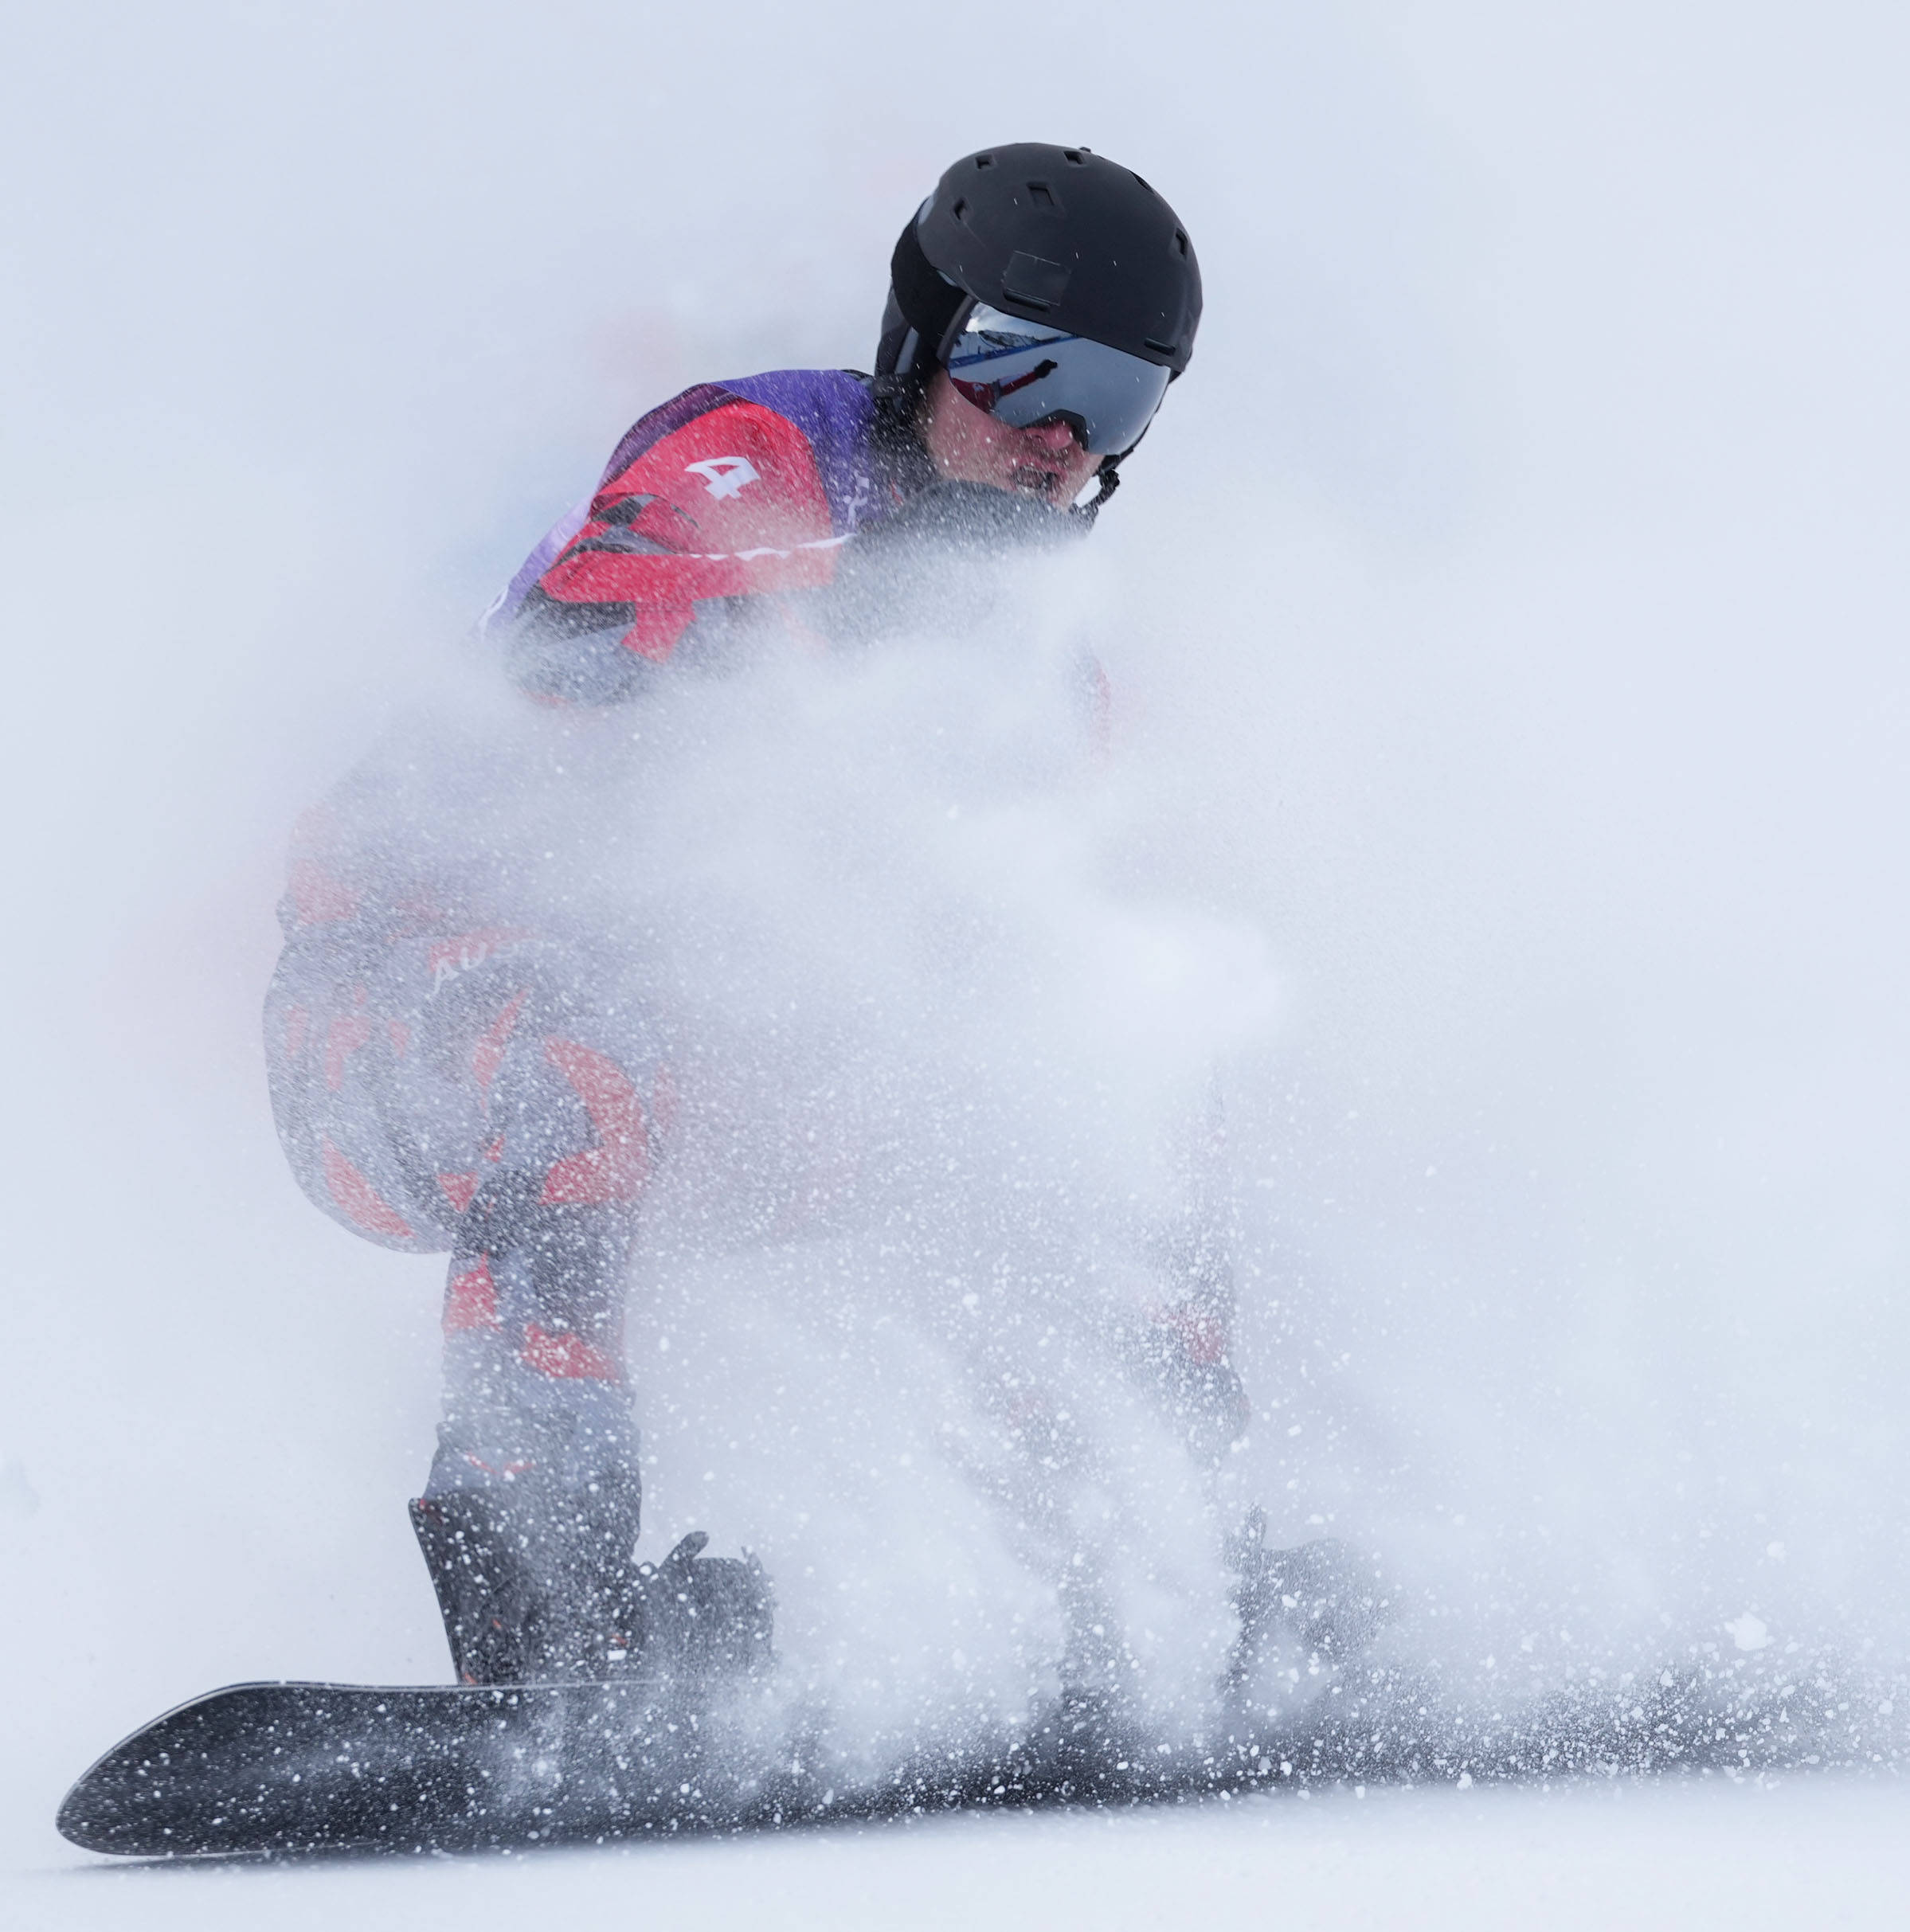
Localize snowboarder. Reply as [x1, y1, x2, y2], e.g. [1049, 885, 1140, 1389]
[264, 143, 1239, 1688]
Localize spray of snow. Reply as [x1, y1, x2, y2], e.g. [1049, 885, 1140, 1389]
[351, 542, 1282, 1773]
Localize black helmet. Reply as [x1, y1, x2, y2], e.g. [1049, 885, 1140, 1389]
[880, 143, 1201, 377]
[875, 144, 1201, 505]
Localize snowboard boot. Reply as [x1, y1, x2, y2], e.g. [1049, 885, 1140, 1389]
[410, 1492, 774, 1687]
[409, 1484, 641, 1684]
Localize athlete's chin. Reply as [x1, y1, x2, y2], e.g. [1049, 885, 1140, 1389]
[1007, 467, 1067, 503]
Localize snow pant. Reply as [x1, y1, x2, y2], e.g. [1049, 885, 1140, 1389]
[264, 919, 671, 1548]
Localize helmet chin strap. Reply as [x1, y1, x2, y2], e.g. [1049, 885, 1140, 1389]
[1070, 401, 1164, 526]
[1070, 458, 1121, 529]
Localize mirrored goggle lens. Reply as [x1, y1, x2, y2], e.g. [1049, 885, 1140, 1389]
[943, 304, 1170, 456]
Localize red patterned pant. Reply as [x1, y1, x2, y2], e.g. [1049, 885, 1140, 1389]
[265, 921, 669, 1518]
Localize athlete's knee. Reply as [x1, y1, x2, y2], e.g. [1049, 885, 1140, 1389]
[483, 1028, 671, 1210]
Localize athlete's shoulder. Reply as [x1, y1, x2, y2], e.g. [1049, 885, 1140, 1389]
[484, 371, 887, 643]
[712, 370, 877, 499]
[594, 370, 878, 547]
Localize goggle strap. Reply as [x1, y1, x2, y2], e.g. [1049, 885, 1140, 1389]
[890, 220, 969, 355]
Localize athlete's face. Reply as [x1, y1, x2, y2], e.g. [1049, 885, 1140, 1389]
[917, 368, 1104, 506]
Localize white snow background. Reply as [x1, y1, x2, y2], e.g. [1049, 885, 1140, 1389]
[5, 0, 1909, 1922]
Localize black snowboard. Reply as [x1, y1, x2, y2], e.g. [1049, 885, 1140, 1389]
[57, 1669, 1289, 1858]
[56, 1531, 1402, 1856]
[57, 1672, 788, 1856]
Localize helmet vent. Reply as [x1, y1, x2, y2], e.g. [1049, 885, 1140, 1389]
[1027, 182, 1058, 212]
[975, 152, 996, 169]
[1174, 229, 1189, 256]
[1063, 149, 1088, 164]
[1145, 338, 1178, 357]
[952, 198, 969, 225]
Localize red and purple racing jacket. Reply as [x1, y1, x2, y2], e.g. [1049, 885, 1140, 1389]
[484, 368, 940, 705]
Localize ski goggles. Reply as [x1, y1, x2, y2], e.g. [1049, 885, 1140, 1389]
[941, 303, 1171, 456]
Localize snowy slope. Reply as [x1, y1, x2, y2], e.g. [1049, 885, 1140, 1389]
[15, 1779, 1910, 1932]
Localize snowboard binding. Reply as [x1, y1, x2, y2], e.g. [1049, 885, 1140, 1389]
[1224, 1504, 1387, 1686]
